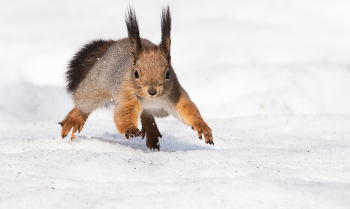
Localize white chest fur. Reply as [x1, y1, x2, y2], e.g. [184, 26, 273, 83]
[141, 97, 180, 119]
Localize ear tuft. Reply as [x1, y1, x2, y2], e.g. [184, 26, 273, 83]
[160, 6, 171, 63]
[125, 6, 142, 65]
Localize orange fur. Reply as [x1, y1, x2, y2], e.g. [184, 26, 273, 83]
[176, 95, 213, 145]
[59, 7, 213, 149]
[59, 107, 89, 140]
[114, 85, 142, 138]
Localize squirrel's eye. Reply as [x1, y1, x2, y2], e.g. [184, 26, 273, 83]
[134, 70, 139, 79]
[165, 70, 170, 79]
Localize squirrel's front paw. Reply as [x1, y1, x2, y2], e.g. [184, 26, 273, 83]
[125, 128, 141, 139]
[192, 123, 214, 145]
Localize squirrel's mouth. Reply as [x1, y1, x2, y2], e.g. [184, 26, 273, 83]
[145, 94, 159, 99]
[141, 87, 161, 98]
[140, 84, 167, 99]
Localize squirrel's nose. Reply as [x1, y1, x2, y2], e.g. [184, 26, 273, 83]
[148, 89, 157, 96]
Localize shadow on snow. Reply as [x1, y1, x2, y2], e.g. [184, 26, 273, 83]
[76, 132, 213, 152]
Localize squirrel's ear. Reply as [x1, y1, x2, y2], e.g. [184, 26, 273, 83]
[159, 6, 171, 64]
[126, 6, 142, 65]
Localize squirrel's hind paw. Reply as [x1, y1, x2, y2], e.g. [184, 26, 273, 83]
[146, 139, 160, 151]
[59, 108, 88, 140]
[142, 126, 162, 151]
[59, 120, 86, 141]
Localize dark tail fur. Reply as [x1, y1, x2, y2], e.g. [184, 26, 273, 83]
[66, 39, 115, 93]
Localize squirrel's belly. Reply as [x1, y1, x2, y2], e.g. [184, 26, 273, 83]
[141, 97, 180, 119]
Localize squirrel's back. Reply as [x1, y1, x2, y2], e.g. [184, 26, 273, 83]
[66, 38, 156, 95]
[66, 39, 115, 93]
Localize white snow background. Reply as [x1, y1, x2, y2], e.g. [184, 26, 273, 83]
[1, 0, 350, 208]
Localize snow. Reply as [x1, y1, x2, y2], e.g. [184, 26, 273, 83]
[1, 115, 350, 208]
[1, 0, 350, 208]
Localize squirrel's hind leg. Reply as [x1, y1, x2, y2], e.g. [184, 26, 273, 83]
[60, 88, 111, 140]
[141, 111, 162, 151]
[59, 107, 89, 140]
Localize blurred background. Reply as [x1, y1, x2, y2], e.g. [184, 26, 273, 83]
[1, 0, 350, 122]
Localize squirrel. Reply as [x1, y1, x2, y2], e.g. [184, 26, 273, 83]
[59, 6, 213, 150]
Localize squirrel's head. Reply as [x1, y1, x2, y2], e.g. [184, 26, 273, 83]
[126, 6, 173, 99]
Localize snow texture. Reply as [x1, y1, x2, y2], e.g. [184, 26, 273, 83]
[1, 115, 350, 208]
[1, 0, 350, 208]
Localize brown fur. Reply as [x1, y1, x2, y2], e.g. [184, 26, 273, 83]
[59, 107, 89, 140]
[176, 95, 214, 145]
[131, 51, 172, 99]
[59, 6, 213, 150]
[141, 112, 162, 151]
[113, 82, 143, 138]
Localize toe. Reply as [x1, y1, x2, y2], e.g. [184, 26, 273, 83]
[141, 127, 146, 139]
[71, 125, 79, 140]
[61, 123, 73, 139]
[78, 123, 85, 133]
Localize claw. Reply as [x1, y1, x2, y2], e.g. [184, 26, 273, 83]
[141, 127, 146, 139]
[71, 132, 76, 141]
[78, 124, 84, 133]
[58, 122, 63, 127]
[125, 128, 141, 140]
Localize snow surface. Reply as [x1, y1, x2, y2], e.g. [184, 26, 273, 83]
[1, 0, 350, 208]
[1, 115, 350, 208]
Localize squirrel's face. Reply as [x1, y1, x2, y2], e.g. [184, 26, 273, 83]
[132, 51, 173, 99]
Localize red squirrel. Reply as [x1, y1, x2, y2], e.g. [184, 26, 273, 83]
[59, 7, 213, 150]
